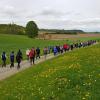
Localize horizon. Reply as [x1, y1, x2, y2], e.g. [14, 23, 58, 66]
[0, 23, 100, 33]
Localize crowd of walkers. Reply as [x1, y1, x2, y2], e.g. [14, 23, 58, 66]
[1, 40, 97, 69]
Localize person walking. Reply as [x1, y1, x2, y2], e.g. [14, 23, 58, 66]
[70, 44, 74, 50]
[16, 49, 23, 69]
[43, 47, 48, 59]
[60, 46, 63, 54]
[36, 47, 40, 59]
[29, 47, 36, 65]
[53, 46, 58, 56]
[48, 46, 51, 54]
[1, 51, 7, 67]
[63, 44, 67, 52]
[26, 48, 30, 60]
[10, 51, 14, 68]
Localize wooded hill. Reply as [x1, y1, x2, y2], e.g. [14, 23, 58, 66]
[0, 24, 25, 35]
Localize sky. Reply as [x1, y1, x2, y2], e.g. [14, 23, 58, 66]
[0, 0, 100, 31]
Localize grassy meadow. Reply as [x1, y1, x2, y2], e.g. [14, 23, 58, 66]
[0, 34, 100, 64]
[0, 42, 100, 100]
[0, 34, 68, 64]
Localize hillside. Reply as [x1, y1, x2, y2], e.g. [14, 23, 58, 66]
[0, 24, 25, 35]
[0, 43, 100, 100]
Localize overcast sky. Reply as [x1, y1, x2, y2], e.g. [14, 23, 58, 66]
[0, 0, 100, 31]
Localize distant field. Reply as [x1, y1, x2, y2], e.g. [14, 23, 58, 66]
[38, 33, 100, 40]
[0, 43, 99, 100]
[0, 34, 100, 64]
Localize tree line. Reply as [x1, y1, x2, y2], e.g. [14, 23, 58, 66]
[0, 21, 86, 38]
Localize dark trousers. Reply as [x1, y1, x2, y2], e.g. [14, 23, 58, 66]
[10, 61, 14, 68]
[54, 52, 57, 56]
[2, 60, 6, 67]
[17, 62, 20, 69]
[30, 56, 35, 65]
[36, 54, 40, 59]
[17, 60, 21, 69]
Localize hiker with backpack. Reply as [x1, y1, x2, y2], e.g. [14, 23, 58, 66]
[16, 49, 23, 69]
[1, 51, 7, 67]
[63, 44, 67, 52]
[36, 47, 40, 59]
[26, 48, 30, 60]
[53, 46, 58, 56]
[29, 47, 36, 65]
[60, 45, 63, 54]
[10, 51, 14, 68]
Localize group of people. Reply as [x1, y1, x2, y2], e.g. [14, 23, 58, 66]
[26, 47, 39, 65]
[1, 49, 22, 69]
[1, 40, 97, 69]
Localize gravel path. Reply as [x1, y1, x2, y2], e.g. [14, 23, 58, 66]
[0, 53, 57, 81]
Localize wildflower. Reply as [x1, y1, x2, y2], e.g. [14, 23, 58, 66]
[85, 92, 90, 97]
[82, 97, 86, 100]
[42, 97, 45, 100]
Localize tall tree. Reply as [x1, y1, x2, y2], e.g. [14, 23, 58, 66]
[26, 21, 38, 38]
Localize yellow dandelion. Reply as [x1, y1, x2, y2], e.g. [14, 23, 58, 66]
[82, 97, 86, 100]
[42, 97, 45, 100]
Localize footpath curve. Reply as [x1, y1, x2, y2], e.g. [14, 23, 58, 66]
[0, 53, 59, 81]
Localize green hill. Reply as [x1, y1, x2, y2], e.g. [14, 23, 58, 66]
[0, 24, 25, 35]
[0, 43, 100, 100]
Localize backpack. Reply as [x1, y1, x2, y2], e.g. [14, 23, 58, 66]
[2, 54, 6, 60]
[10, 53, 14, 61]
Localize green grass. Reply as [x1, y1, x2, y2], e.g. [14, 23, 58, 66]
[0, 34, 100, 64]
[0, 43, 100, 100]
[0, 34, 68, 64]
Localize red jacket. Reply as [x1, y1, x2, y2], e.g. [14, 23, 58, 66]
[29, 50, 35, 58]
[63, 44, 67, 49]
[63, 44, 69, 49]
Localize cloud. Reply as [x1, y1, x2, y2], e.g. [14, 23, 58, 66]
[25, 7, 74, 20]
[0, 0, 100, 31]
[38, 8, 72, 17]
[36, 18, 100, 31]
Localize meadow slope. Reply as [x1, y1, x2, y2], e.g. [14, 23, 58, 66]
[0, 43, 100, 100]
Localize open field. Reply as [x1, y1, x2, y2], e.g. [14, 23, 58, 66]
[0, 34, 67, 64]
[0, 43, 100, 100]
[38, 33, 100, 40]
[0, 34, 100, 64]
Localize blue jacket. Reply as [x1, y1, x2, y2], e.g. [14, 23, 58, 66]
[54, 47, 58, 53]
